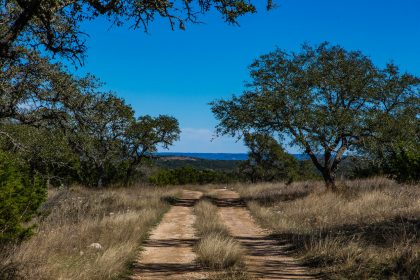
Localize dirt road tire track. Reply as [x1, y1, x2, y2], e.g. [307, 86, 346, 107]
[130, 188, 316, 280]
[130, 190, 208, 280]
[214, 189, 316, 280]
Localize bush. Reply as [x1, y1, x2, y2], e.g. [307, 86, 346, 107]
[354, 144, 420, 183]
[240, 133, 308, 183]
[0, 151, 46, 244]
[385, 145, 420, 183]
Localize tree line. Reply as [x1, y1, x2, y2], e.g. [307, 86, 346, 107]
[0, 54, 181, 243]
[1, 55, 180, 188]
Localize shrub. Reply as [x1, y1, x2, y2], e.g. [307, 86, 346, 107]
[0, 151, 46, 244]
[240, 133, 300, 183]
[385, 145, 420, 183]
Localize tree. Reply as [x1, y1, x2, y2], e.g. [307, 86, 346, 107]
[240, 132, 298, 182]
[124, 115, 180, 183]
[211, 43, 420, 190]
[0, 124, 79, 187]
[0, 51, 94, 127]
[1, 54, 181, 187]
[67, 92, 134, 187]
[361, 106, 420, 182]
[0, 0, 272, 62]
[0, 150, 46, 244]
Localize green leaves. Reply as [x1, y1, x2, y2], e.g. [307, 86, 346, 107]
[1, 54, 180, 188]
[0, 150, 47, 244]
[1, 0, 262, 62]
[123, 115, 180, 184]
[211, 43, 420, 187]
[126, 115, 180, 155]
[240, 133, 299, 183]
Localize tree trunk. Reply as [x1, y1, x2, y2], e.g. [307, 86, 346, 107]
[97, 165, 105, 188]
[322, 169, 337, 191]
[125, 165, 134, 185]
[97, 175, 104, 188]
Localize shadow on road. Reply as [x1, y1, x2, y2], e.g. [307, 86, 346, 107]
[162, 196, 200, 207]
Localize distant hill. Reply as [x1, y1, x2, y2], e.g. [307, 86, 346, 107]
[153, 152, 312, 172]
[155, 152, 309, 161]
[153, 156, 241, 171]
[155, 152, 248, 161]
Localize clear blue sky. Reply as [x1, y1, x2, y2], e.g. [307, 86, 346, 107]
[72, 0, 420, 153]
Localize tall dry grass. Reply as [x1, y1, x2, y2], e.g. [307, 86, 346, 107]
[193, 200, 244, 270]
[1, 185, 178, 280]
[235, 177, 420, 279]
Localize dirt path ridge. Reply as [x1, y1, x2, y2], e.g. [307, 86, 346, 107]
[130, 190, 208, 280]
[214, 189, 317, 280]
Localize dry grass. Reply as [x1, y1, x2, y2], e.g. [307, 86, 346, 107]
[193, 200, 244, 270]
[194, 199, 230, 237]
[1, 185, 179, 280]
[235, 177, 420, 279]
[195, 233, 244, 270]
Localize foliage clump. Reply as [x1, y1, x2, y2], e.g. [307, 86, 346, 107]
[0, 151, 46, 244]
[240, 132, 300, 183]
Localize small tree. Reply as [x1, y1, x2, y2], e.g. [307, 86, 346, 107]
[124, 115, 180, 183]
[0, 150, 46, 244]
[211, 43, 419, 190]
[240, 133, 298, 182]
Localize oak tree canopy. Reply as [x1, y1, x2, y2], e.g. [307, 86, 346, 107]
[211, 43, 420, 189]
[1, 0, 271, 63]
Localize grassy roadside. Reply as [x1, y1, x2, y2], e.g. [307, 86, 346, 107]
[193, 199, 249, 279]
[235, 178, 420, 279]
[1, 185, 179, 280]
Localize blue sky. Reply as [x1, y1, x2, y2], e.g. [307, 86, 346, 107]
[72, 0, 420, 153]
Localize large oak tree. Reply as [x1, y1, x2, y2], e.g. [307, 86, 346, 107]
[211, 43, 420, 190]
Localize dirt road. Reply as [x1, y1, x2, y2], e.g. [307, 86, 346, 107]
[130, 190, 208, 280]
[131, 189, 315, 280]
[213, 189, 316, 280]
